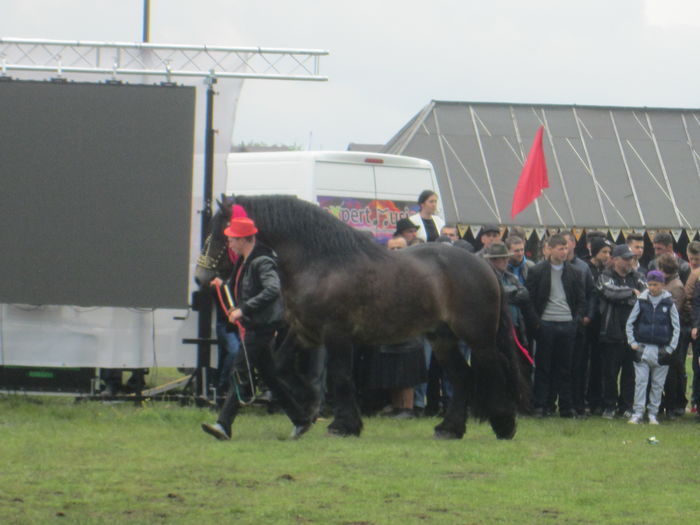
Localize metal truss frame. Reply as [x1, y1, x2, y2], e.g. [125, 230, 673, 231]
[0, 37, 328, 82]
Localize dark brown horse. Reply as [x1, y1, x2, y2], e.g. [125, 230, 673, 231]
[196, 195, 525, 439]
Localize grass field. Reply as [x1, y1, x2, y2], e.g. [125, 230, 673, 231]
[2, 389, 700, 525]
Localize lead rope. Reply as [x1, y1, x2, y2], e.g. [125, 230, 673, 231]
[511, 325, 534, 366]
[214, 283, 257, 405]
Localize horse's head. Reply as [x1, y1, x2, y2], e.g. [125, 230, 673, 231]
[194, 195, 235, 286]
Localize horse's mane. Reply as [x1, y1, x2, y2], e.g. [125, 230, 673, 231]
[234, 195, 388, 264]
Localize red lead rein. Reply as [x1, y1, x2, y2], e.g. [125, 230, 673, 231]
[511, 325, 534, 366]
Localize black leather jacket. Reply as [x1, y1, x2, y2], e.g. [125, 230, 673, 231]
[229, 242, 284, 331]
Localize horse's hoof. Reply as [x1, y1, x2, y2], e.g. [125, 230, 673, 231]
[327, 424, 361, 438]
[290, 423, 312, 440]
[433, 430, 461, 440]
[496, 426, 516, 440]
[327, 428, 357, 438]
[491, 415, 517, 440]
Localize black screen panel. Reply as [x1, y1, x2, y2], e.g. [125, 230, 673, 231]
[0, 80, 194, 308]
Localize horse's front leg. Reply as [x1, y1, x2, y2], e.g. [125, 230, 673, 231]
[325, 335, 363, 437]
[273, 329, 321, 423]
[430, 334, 470, 439]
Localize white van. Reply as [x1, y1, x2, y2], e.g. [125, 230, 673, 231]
[225, 150, 441, 242]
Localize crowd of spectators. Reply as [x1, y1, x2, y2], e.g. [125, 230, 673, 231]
[356, 189, 700, 424]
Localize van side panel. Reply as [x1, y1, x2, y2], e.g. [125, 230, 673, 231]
[225, 151, 442, 242]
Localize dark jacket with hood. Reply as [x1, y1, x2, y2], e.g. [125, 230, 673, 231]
[229, 241, 284, 331]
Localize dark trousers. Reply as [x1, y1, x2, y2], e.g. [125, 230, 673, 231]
[571, 325, 588, 413]
[534, 320, 576, 413]
[601, 341, 634, 412]
[663, 328, 690, 412]
[425, 353, 448, 415]
[218, 330, 310, 431]
[586, 323, 603, 411]
[692, 339, 700, 407]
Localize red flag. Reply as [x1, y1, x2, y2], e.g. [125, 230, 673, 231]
[511, 126, 549, 219]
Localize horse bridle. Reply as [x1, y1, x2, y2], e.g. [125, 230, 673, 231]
[196, 233, 228, 272]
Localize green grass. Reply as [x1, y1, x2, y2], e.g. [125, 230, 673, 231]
[2, 395, 700, 524]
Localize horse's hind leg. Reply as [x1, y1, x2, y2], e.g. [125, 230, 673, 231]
[473, 353, 518, 440]
[430, 333, 470, 439]
[325, 336, 363, 437]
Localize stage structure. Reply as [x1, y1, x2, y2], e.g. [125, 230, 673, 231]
[0, 38, 327, 396]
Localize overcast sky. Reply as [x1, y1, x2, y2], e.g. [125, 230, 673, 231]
[2, 0, 699, 150]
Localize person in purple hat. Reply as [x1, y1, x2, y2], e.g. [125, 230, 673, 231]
[626, 270, 680, 424]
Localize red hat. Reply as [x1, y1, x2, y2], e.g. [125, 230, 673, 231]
[224, 217, 258, 238]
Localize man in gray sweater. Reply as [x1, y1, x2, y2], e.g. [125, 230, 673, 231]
[526, 234, 586, 418]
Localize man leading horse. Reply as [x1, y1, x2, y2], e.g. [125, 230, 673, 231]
[201, 216, 313, 440]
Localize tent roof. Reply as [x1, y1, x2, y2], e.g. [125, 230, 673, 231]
[383, 100, 700, 230]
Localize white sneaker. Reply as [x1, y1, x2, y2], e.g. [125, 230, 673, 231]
[648, 415, 660, 425]
[627, 414, 642, 424]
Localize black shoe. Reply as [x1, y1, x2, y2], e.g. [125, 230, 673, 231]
[201, 422, 231, 441]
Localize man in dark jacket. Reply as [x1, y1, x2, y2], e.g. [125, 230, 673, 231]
[597, 244, 647, 419]
[584, 237, 612, 414]
[526, 234, 586, 418]
[562, 231, 596, 416]
[202, 217, 312, 441]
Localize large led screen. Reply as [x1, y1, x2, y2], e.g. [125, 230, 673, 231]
[0, 80, 195, 308]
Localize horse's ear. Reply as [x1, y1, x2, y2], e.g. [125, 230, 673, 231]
[224, 193, 236, 206]
[217, 196, 228, 213]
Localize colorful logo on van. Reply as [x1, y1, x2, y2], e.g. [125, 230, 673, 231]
[317, 196, 419, 243]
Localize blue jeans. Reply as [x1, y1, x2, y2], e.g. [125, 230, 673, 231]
[216, 319, 241, 391]
[414, 338, 432, 408]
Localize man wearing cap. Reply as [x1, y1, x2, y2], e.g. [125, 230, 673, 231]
[395, 218, 420, 246]
[484, 242, 537, 368]
[202, 217, 312, 441]
[597, 244, 647, 419]
[476, 224, 502, 257]
[584, 236, 612, 414]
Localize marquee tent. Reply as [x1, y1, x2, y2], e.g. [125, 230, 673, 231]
[383, 101, 700, 240]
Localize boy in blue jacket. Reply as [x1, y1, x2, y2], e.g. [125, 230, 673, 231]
[625, 271, 680, 424]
